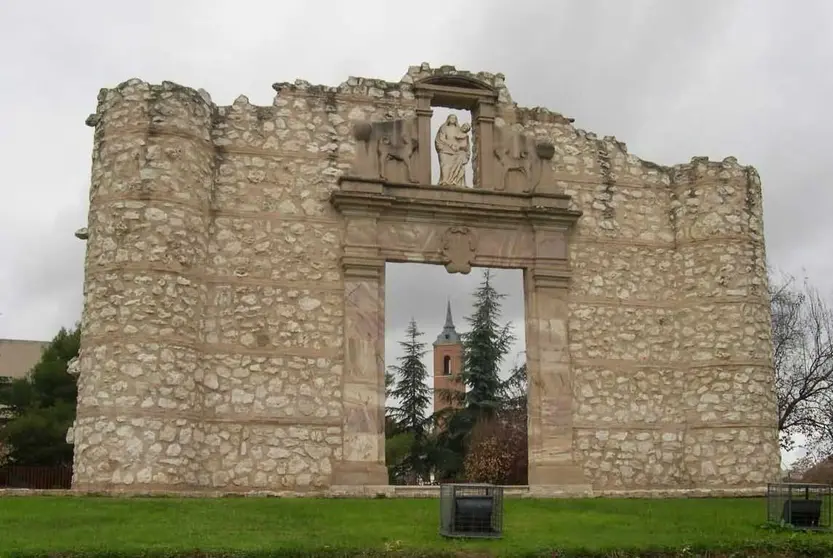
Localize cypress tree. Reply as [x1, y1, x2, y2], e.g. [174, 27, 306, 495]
[460, 269, 515, 420]
[387, 318, 432, 482]
[431, 269, 518, 481]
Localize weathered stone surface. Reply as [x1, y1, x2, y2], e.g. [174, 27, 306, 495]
[573, 363, 777, 442]
[76, 342, 201, 411]
[197, 424, 340, 490]
[570, 243, 677, 302]
[85, 201, 208, 268]
[202, 286, 342, 351]
[199, 353, 342, 418]
[71, 64, 779, 496]
[206, 218, 340, 281]
[573, 426, 778, 489]
[72, 416, 203, 488]
[82, 270, 206, 339]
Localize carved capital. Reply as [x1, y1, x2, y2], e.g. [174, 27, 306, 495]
[330, 181, 393, 217]
[533, 227, 569, 261]
[415, 91, 434, 113]
[530, 265, 572, 290]
[526, 206, 582, 228]
[441, 226, 477, 274]
[474, 98, 496, 121]
[342, 255, 384, 279]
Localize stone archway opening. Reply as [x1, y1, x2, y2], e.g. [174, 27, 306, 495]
[382, 261, 526, 486]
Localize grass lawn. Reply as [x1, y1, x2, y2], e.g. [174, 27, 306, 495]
[1, 495, 832, 557]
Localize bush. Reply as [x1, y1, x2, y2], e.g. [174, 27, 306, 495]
[801, 456, 833, 484]
[463, 409, 527, 485]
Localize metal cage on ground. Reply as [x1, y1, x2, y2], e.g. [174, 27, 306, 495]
[439, 483, 504, 539]
[766, 482, 832, 530]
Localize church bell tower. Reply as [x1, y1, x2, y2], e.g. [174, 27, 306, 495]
[433, 301, 465, 419]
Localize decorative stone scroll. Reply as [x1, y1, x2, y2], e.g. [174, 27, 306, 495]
[441, 226, 477, 274]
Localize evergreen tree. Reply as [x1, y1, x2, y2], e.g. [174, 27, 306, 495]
[500, 360, 527, 413]
[387, 318, 432, 482]
[431, 269, 517, 481]
[383, 366, 407, 482]
[384, 367, 397, 433]
[460, 269, 515, 420]
[0, 324, 80, 467]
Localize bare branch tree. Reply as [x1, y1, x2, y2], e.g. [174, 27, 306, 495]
[770, 269, 833, 457]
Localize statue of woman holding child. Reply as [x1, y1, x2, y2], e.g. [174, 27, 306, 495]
[434, 115, 471, 187]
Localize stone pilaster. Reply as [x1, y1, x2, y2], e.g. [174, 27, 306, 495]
[332, 208, 387, 486]
[415, 92, 434, 184]
[525, 224, 588, 489]
[473, 99, 495, 189]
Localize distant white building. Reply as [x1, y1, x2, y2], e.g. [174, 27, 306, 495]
[0, 338, 48, 380]
[0, 338, 48, 426]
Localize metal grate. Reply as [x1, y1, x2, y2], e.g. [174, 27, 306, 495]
[766, 482, 832, 531]
[0, 465, 73, 489]
[439, 483, 503, 539]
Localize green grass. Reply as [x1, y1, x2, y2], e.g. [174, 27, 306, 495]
[0, 495, 831, 557]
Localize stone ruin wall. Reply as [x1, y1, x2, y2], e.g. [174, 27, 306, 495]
[70, 62, 780, 494]
[554, 132, 778, 489]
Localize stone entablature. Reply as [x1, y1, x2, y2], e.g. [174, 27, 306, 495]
[69, 63, 779, 495]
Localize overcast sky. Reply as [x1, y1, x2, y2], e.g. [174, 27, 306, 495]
[1, 0, 831, 464]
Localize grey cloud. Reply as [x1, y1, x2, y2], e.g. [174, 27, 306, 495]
[470, 0, 833, 284]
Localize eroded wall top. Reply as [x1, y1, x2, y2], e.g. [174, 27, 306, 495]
[86, 62, 763, 191]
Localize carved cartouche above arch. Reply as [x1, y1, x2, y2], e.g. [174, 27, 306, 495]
[441, 226, 477, 274]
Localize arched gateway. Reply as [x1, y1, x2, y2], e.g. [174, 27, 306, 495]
[69, 63, 780, 497]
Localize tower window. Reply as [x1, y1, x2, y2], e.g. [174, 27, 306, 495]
[443, 355, 452, 375]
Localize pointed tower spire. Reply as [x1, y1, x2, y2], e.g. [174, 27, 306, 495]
[434, 299, 461, 346]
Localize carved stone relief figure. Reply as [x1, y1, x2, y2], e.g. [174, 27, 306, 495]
[377, 127, 419, 183]
[434, 115, 471, 187]
[494, 126, 534, 193]
[350, 118, 421, 183]
[493, 125, 557, 193]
